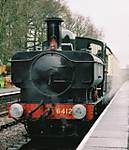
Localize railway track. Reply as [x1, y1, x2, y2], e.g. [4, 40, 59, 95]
[8, 121, 94, 150]
[0, 119, 17, 131]
[8, 137, 77, 150]
[7, 137, 30, 150]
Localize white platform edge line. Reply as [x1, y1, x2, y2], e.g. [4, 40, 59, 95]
[0, 91, 20, 97]
[76, 85, 124, 150]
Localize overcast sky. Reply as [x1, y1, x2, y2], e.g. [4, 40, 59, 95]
[66, 0, 129, 68]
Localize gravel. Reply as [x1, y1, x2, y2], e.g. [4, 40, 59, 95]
[0, 116, 27, 150]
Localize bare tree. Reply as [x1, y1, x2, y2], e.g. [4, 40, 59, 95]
[64, 13, 104, 39]
[0, 0, 104, 63]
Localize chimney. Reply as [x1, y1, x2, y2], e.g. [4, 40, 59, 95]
[46, 17, 64, 50]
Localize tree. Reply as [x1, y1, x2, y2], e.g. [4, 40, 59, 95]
[64, 14, 104, 39]
[0, 0, 104, 63]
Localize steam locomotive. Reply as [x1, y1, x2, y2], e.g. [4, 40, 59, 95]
[8, 18, 119, 138]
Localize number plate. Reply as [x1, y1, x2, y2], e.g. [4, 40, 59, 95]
[55, 108, 72, 115]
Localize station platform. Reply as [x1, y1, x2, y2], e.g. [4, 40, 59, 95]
[77, 81, 129, 150]
[0, 87, 20, 96]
